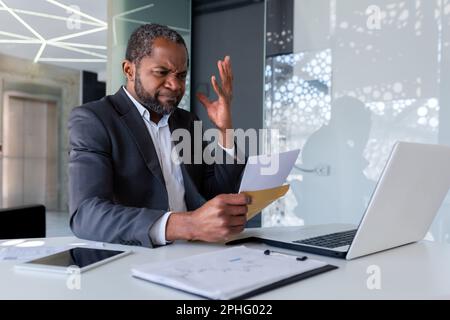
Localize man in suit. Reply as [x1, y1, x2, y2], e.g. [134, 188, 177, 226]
[68, 24, 249, 247]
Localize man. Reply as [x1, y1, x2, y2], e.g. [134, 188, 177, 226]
[68, 24, 249, 247]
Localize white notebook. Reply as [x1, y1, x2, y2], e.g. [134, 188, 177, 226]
[131, 246, 337, 300]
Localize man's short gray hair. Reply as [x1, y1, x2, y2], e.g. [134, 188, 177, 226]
[125, 23, 188, 66]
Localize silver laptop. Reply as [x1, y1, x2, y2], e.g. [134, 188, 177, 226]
[228, 141, 450, 260]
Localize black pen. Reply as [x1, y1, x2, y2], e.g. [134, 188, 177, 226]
[263, 249, 308, 261]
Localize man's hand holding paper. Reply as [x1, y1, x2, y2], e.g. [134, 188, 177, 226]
[239, 149, 300, 220]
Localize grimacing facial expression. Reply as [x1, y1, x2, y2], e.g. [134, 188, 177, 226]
[134, 37, 188, 115]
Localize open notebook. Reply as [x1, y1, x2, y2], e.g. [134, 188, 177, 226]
[131, 246, 337, 300]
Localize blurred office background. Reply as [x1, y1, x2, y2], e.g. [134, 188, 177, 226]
[0, 0, 449, 245]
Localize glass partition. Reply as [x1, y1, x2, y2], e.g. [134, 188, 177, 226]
[263, 0, 450, 244]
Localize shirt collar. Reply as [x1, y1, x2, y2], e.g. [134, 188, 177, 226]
[122, 86, 170, 128]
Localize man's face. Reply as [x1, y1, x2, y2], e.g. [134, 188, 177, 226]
[133, 37, 188, 115]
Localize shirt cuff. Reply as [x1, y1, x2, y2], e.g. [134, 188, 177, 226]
[218, 142, 235, 158]
[149, 212, 172, 246]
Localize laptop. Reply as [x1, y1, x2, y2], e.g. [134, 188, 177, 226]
[228, 141, 450, 260]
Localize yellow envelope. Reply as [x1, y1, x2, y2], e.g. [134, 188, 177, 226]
[241, 184, 290, 220]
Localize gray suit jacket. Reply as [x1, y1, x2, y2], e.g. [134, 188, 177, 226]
[68, 88, 245, 247]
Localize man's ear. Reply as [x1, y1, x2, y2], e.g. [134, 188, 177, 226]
[122, 60, 135, 82]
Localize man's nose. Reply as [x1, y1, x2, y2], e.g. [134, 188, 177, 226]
[164, 75, 183, 92]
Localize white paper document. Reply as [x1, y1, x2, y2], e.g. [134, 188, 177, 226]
[131, 246, 334, 300]
[239, 149, 300, 192]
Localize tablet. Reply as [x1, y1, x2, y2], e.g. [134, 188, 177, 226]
[14, 247, 132, 274]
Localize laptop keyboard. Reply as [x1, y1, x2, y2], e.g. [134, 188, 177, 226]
[293, 229, 357, 248]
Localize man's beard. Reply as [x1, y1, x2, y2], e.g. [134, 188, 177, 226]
[134, 72, 181, 115]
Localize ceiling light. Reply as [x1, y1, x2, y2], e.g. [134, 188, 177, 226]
[0, 39, 40, 43]
[48, 41, 106, 58]
[0, 0, 108, 68]
[0, 7, 103, 27]
[46, 0, 107, 27]
[0, 30, 35, 40]
[47, 26, 107, 43]
[0, 0, 45, 42]
[55, 42, 106, 50]
[39, 58, 106, 62]
[34, 42, 46, 62]
[0, 0, 46, 62]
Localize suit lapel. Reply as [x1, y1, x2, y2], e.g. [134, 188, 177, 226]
[108, 89, 165, 187]
[109, 89, 205, 209]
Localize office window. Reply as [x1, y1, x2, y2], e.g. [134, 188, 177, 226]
[263, 0, 450, 244]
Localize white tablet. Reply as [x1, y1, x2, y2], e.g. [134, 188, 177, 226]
[14, 247, 132, 274]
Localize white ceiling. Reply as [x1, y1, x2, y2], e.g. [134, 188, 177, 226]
[0, 0, 107, 78]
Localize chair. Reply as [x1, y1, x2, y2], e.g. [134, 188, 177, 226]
[0, 205, 46, 239]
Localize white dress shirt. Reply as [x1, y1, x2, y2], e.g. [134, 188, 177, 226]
[123, 87, 234, 245]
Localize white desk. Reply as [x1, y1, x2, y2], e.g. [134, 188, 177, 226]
[1, 229, 450, 300]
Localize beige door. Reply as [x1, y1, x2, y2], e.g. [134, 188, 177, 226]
[2, 95, 58, 210]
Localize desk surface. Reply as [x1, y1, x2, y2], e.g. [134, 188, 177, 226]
[1, 229, 450, 300]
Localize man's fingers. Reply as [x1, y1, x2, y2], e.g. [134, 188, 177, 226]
[211, 75, 223, 97]
[196, 92, 212, 107]
[221, 57, 233, 93]
[218, 60, 226, 87]
[222, 57, 230, 78]
[226, 205, 248, 216]
[221, 56, 233, 86]
[227, 58, 234, 85]
[224, 56, 232, 79]
[218, 193, 251, 205]
[228, 215, 247, 227]
[229, 225, 245, 235]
